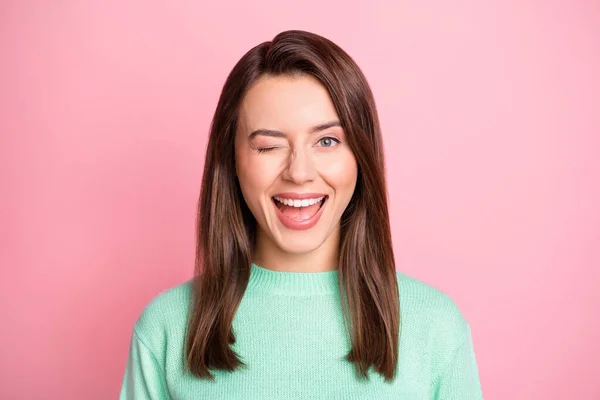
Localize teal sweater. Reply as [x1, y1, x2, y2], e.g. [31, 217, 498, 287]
[120, 264, 483, 399]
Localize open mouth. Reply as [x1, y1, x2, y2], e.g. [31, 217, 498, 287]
[273, 196, 327, 217]
[271, 195, 328, 229]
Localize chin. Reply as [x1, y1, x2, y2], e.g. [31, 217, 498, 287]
[272, 231, 329, 254]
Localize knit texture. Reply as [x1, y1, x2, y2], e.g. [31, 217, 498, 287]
[119, 264, 483, 399]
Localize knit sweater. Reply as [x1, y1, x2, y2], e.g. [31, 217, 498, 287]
[119, 264, 483, 399]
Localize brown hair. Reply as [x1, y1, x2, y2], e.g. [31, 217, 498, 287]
[186, 30, 400, 382]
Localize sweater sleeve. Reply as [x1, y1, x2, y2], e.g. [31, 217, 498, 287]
[119, 329, 170, 400]
[433, 325, 483, 400]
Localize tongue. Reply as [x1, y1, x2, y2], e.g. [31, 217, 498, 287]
[280, 202, 321, 221]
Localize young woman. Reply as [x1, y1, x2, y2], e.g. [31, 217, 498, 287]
[120, 30, 483, 399]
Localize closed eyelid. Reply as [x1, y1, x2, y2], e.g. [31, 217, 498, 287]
[249, 137, 287, 149]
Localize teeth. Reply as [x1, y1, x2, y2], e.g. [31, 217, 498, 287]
[274, 196, 325, 208]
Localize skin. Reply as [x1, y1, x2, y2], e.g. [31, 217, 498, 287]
[234, 74, 358, 273]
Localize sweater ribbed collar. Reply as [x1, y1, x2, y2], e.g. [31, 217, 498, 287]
[245, 263, 340, 296]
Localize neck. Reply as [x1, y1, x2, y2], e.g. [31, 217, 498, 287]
[253, 226, 340, 273]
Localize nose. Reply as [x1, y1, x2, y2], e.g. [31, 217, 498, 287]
[281, 148, 317, 184]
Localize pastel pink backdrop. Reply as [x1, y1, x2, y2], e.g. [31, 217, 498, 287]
[1, 1, 599, 399]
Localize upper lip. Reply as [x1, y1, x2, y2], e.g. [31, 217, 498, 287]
[273, 192, 328, 200]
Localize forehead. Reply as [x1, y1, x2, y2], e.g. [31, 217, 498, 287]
[237, 74, 339, 133]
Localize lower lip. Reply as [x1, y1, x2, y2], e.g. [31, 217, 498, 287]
[273, 197, 327, 231]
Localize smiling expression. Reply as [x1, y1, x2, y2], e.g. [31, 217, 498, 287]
[234, 74, 358, 256]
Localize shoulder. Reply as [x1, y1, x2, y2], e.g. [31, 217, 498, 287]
[395, 271, 465, 321]
[132, 279, 194, 353]
[395, 270, 471, 352]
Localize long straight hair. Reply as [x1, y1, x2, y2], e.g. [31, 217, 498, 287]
[186, 30, 400, 382]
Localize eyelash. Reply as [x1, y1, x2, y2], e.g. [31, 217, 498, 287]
[256, 147, 277, 153]
[256, 137, 341, 153]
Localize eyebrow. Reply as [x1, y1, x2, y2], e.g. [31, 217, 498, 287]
[248, 120, 342, 140]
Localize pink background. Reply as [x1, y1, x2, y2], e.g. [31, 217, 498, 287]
[1, 1, 599, 399]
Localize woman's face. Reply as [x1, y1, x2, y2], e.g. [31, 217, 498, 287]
[234, 74, 358, 256]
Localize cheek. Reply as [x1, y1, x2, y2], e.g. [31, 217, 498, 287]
[236, 150, 281, 203]
[319, 150, 358, 192]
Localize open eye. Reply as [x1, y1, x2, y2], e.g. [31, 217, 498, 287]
[316, 137, 341, 148]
